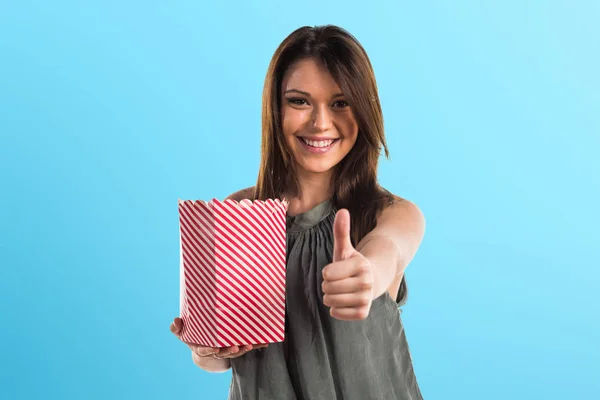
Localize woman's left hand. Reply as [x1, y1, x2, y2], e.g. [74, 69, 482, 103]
[321, 209, 374, 321]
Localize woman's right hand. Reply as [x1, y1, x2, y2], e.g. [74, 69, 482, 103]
[170, 317, 268, 361]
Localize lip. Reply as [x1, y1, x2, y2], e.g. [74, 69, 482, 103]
[297, 136, 339, 154]
[299, 136, 339, 141]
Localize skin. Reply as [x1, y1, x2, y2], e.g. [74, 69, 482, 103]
[280, 57, 359, 215]
[170, 317, 267, 373]
[170, 57, 426, 372]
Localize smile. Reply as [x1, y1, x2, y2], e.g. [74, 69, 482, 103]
[297, 137, 340, 154]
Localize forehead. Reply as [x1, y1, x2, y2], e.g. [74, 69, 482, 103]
[281, 58, 342, 94]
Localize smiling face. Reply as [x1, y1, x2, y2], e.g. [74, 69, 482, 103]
[280, 57, 359, 179]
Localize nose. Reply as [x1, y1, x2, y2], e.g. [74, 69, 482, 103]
[311, 104, 333, 132]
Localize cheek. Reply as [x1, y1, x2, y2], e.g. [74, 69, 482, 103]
[282, 109, 308, 140]
[281, 108, 296, 136]
[339, 116, 359, 142]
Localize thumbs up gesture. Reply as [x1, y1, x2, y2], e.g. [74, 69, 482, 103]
[322, 209, 374, 321]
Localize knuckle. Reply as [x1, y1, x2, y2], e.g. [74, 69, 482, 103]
[356, 307, 369, 320]
[197, 348, 207, 357]
[322, 264, 331, 279]
[358, 279, 372, 291]
[199, 348, 213, 357]
[355, 265, 368, 276]
[360, 294, 371, 306]
[359, 262, 371, 274]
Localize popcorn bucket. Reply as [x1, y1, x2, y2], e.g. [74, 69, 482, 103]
[177, 198, 288, 347]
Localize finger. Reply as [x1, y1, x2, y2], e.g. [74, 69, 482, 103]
[330, 306, 370, 321]
[322, 257, 367, 282]
[224, 344, 253, 358]
[191, 345, 219, 357]
[333, 209, 354, 262]
[215, 345, 240, 358]
[323, 292, 371, 308]
[225, 343, 270, 358]
[322, 277, 370, 294]
[170, 318, 183, 337]
[224, 350, 249, 359]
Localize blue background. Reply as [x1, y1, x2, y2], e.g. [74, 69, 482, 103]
[1, 1, 599, 399]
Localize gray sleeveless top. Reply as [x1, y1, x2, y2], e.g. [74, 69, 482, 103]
[228, 200, 423, 400]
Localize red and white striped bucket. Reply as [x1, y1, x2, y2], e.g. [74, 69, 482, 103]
[177, 198, 288, 347]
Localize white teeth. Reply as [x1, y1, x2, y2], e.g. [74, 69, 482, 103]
[301, 138, 336, 148]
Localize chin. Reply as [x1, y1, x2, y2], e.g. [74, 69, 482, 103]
[295, 160, 338, 175]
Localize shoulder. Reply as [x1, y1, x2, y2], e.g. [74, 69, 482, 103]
[369, 193, 426, 264]
[225, 186, 256, 201]
[377, 193, 425, 233]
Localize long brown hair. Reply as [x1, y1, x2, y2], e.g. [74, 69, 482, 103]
[255, 24, 396, 242]
[254, 24, 406, 303]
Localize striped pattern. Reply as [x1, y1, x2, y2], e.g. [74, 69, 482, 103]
[178, 198, 288, 347]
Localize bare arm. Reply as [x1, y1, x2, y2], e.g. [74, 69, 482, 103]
[356, 199, 426, 299]
[321, 198, 425, 320]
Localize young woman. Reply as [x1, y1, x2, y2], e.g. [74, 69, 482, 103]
[171, 25, 426, 399]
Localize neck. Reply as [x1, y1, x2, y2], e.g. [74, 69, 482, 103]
[284, 169, 334, 216]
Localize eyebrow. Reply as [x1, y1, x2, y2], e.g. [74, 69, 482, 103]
[284, 89, 345, 98]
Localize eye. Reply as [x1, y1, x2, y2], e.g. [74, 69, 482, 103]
[286, 97, 308, 106]
[333, 100, 349, 108]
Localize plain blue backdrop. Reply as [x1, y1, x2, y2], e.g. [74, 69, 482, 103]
[1, 1, 599, 399]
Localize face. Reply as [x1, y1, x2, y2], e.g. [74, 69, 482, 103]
[280, 58, 359, 178]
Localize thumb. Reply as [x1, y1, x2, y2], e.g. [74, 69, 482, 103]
[333, 209, 354, 262]
[170, 317, 183, 338]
